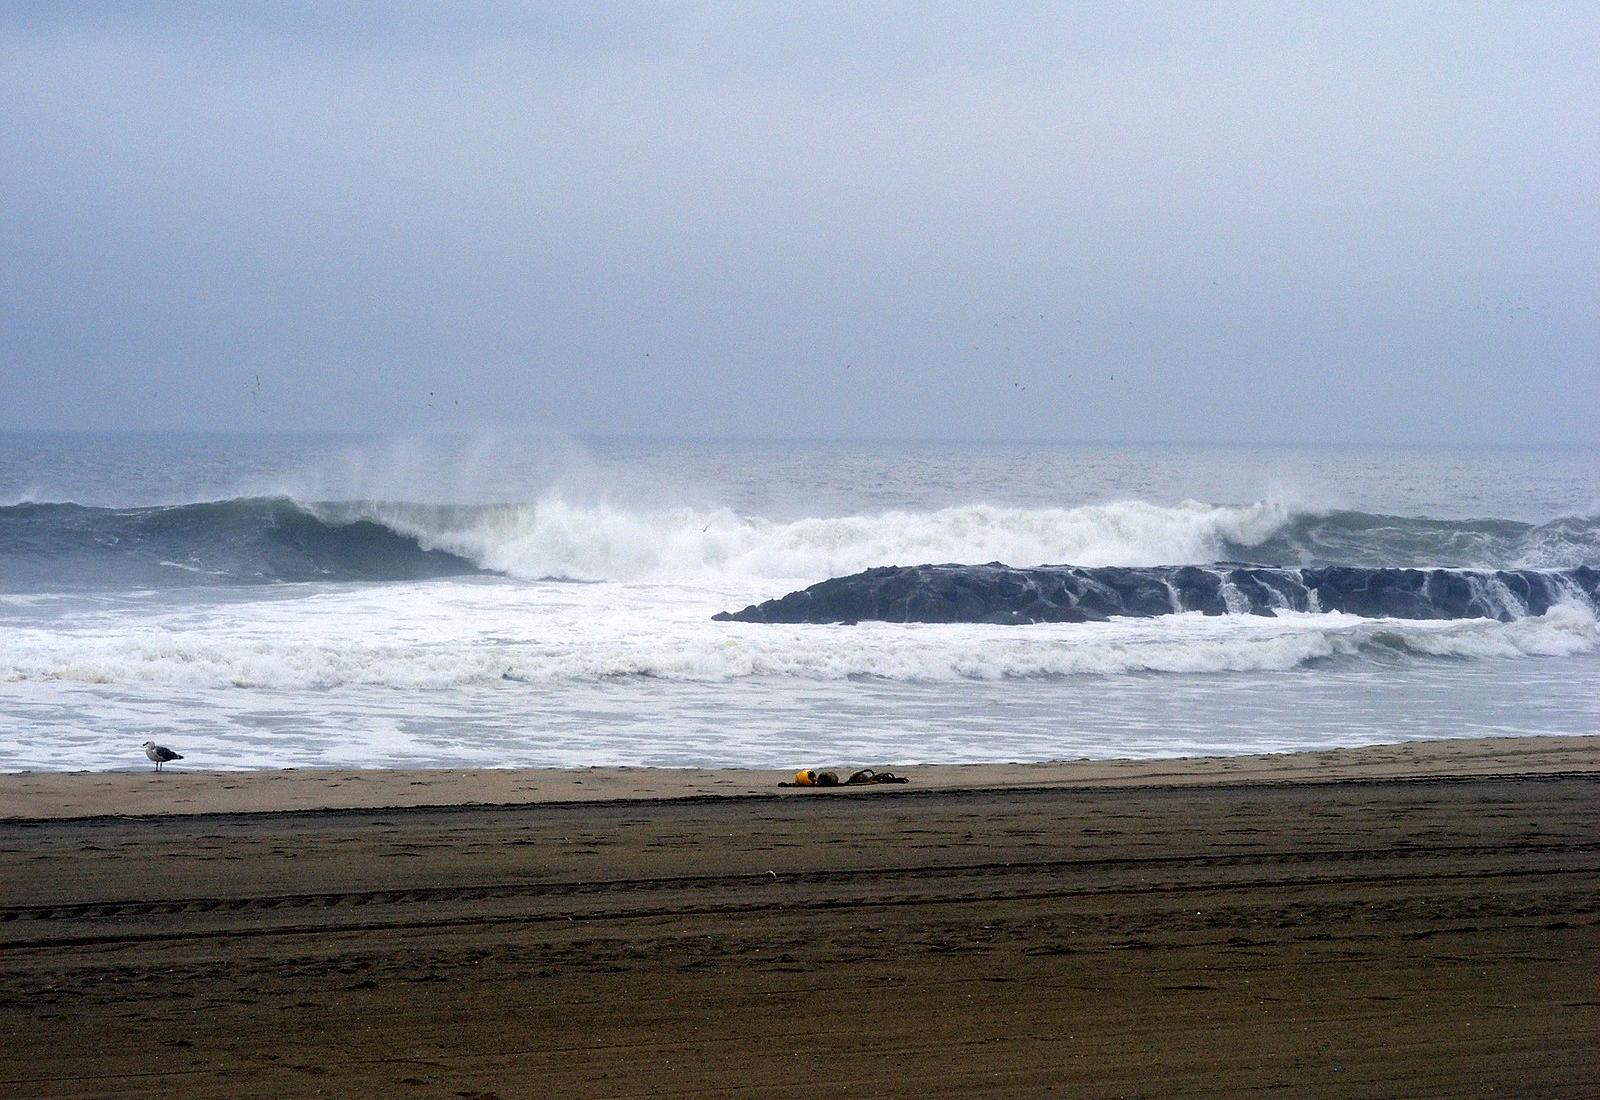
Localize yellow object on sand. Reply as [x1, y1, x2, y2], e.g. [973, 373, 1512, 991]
[780, 768, 908, 788]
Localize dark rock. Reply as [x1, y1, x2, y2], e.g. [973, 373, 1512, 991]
[713, 564, 1599, 625]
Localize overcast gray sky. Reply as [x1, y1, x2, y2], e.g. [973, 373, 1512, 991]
[3, 2, 1596, 444]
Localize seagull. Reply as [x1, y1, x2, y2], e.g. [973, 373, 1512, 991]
[143, 741, 183, 772]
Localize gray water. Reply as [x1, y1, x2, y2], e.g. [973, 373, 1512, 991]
[1, 432, 1595, 771]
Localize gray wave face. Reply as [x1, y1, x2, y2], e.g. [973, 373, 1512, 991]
[1219, 511, 1600, 569]
[714, 563, 1600, 625]
[0, 498, 481, 591]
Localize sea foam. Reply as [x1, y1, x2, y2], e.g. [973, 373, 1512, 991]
[335, 497, 1600, 582]
[6, 593, 1594, 690]
[342, 496, 1299, 582]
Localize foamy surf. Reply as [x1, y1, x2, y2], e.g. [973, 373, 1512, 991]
[328, 497, 1301, 582]
[6, 590, 1594, 690]
[302, 495, 1600, 578]
[346, 497, 1600, 580]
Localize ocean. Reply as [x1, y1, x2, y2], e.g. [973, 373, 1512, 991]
[1, 432, 1595, 772]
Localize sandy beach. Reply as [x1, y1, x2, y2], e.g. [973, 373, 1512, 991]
[2, 736, 1597, 1098]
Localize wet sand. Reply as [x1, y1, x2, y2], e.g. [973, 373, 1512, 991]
[1, 737, 1597, 1098]
[4, 734, 1596, 819]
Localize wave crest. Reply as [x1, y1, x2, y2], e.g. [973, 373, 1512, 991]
[0, 498, 479, 590]
[347, 497, 1297, 582]
[3, 495, 1597, 590]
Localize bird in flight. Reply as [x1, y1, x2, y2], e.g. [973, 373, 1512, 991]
[143, 741, 183, 772]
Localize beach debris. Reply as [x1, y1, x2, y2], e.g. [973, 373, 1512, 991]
[142, 741, 184, 772]
[845, 768, 908, 785]
[780, 768, 908, 788]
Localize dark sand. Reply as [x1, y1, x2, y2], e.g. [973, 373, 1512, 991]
[5, 734, 1596, 819]
[1, 739, 1597, 1098]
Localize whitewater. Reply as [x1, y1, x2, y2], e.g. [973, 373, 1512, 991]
[1, 434, 1596, 771]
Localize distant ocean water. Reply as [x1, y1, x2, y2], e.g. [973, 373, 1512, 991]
[1, 432, 1596, 771]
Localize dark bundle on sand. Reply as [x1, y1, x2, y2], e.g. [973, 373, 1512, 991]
[779, 768, 909, 787]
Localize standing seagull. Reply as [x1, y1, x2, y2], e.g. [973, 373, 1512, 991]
[142, 741, 183, 772]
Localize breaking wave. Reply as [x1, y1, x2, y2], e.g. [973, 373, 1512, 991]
[2, 495, 1597, 590]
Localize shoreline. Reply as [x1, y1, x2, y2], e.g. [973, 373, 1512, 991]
[3, 752, 1595, 1097]
[1, 733, 1595, 820]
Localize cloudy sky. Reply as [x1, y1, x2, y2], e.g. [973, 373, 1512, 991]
[3, 2, 1595, 444]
